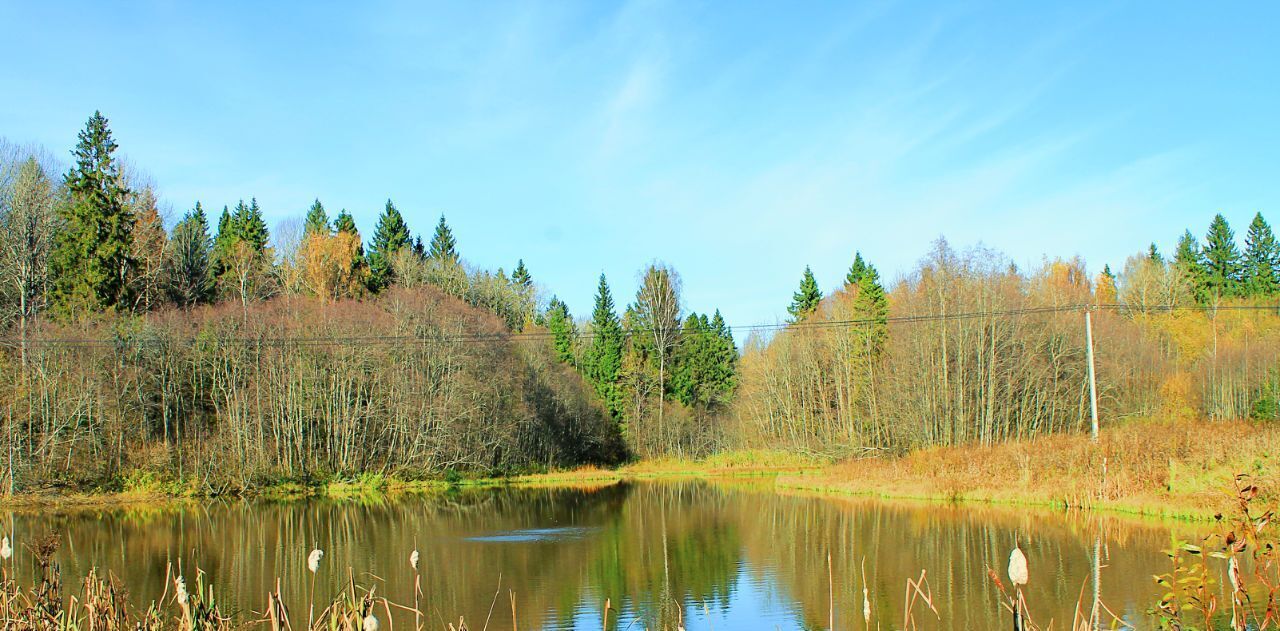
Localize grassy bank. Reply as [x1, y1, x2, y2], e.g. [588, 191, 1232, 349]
[6, 420, 1275, 522]
[0, 449, 823, 509]
[778, 418, 1280, 520]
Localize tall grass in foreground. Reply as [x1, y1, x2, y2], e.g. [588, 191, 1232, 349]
[0, 537, 1128, 631]
[4, 473, 1276, 631]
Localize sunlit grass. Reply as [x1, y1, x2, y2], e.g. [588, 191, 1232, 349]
[780, 417, 1280, 520]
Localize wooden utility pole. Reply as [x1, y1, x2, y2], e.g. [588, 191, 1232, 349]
[1085, 309, 1099, 442]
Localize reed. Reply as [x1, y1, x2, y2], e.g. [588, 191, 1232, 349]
[3, 493, 1270, 631]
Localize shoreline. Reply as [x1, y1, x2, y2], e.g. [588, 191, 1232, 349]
[3, 419, 1266, 523]
[0, 473, 1228, 523]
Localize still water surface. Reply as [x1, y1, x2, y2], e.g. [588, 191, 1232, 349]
[7, 481, 1211, 629]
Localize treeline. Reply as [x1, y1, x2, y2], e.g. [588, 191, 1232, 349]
[542, 267, 738, 459]
[732, 212, 1280, 457]
[0, 112, 539, 333]
[0, 112, 743, 491]
[6, 110, 1278, 482]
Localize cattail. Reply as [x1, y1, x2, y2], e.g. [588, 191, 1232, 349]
[0, 536, 11, 560]
[410, 549, 419, 571]
[308, 548, 324, 573]
[1008, 546, 1029, 587]
[175, 575, 189, 605]
[363, 613, 380, 631]
[860, 557, 871, 625]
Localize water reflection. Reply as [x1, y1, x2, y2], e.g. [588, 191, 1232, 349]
[4, 481, 1214, 629]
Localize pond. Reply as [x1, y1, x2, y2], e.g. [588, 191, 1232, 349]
[5, 480, 1205, 629]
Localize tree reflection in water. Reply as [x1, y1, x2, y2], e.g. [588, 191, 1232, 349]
[4, 481, 1185, 630]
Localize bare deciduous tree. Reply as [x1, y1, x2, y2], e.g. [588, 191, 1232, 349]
[634, 263, 682, 450]
[0, 157, 57, 365]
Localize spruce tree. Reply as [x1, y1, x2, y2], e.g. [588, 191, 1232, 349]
[788, 266, 821, 321]
[333, 209, 357, 235]
[428, 214, 458, 263]
[247, 198, 270, 253]
[709, 309, 738, 400]
[211, 198, 269, 301]
[1147, 243, 1163, 264]
[1173, 230, 1208, 303]
[231, 198, 269, 255]
[512, 259, 532, 289]
[845, 252, 868, 286]
[671, 313, 710, 406]
[168, 202, 214, 306]
[368, 199, 411, 291]
[211, 206, 234, 277]
[333, 209, 365, 258]
[1203, 213, 1243, 299]
[303, 199, 330, 237]
[50, 111, 135, 316]
[582, 274, 625, 418]
[1243, 212, 1280, 297]
[672, 309, 739, 407]
[545, 297, 577, 365]
[853, 264, 889, 357]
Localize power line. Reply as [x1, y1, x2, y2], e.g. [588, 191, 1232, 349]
[0, 302, 1275, 349]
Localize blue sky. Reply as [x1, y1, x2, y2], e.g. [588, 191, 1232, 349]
[2, 1, 1277, 326]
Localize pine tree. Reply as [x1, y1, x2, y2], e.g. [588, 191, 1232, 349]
[1147, 243, 1163, 264]
[845, 252, 868, 286]
[512, 259, 532, 289]
[168, 202, 214, 306]
[1203, 213, 1243, 300]
[368, 199, 411, 291]
[50, 111, 135, 316]
[303, 199, 330, 237]
[1173, 230, 1208, 303]
[582, 274, 625, 418]
[788, 266, 821, 321]
[545, 296, 577, 365]
[428, 215, 458, 263]
[1243, 212, 1280, 297]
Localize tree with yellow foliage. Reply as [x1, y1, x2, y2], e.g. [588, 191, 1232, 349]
[301, 230, 368, 301]
[1095, 264, 1117, 304]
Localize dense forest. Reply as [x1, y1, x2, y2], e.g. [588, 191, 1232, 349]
[0, 113, 736, 493]
[1, 112, 1279, 493]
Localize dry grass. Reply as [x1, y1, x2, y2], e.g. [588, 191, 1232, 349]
[780, 418, 1280, 519]
[482, 450, 823, 487]
[620, 449, 824, 476]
